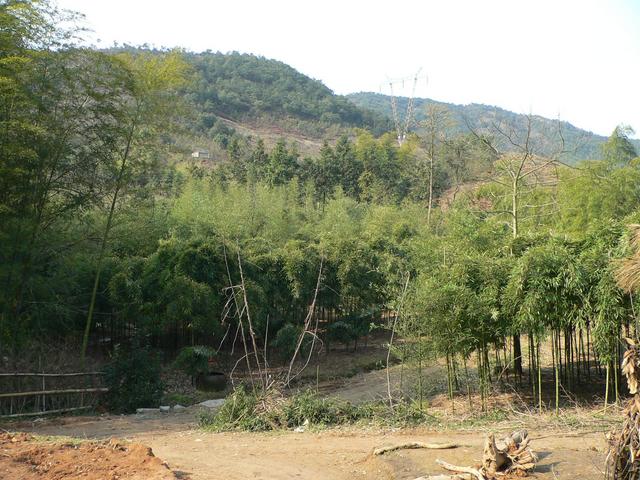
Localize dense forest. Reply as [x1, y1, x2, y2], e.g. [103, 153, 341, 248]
[184, 52, 391, 138]
[3, 0, 640, 420]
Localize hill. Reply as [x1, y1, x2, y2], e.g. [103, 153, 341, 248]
[346, 92, 640, 163]
[184, 52, 391, 142]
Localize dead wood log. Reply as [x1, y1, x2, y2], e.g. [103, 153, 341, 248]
[482, 433, 508, 476]
[432, 430, 536, 479]
[414, 475, 473, 480]
[374, 442, 458, 456]
[483, 430, 536, 476]
[435, 459, 485, 480]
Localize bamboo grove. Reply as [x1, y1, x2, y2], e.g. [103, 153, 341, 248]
[2, 0, 640, 413]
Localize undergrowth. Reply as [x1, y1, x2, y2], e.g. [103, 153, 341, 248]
[199, 385, 623, 433]
[199, 386, 433, 431]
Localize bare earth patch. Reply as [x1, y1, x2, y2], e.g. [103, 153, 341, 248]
[0, 432, 178, 480]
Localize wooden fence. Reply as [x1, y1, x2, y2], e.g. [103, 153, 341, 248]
[0, 372, 107, 418]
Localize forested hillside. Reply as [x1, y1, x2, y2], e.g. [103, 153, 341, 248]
[183, 52, 391, 139]
[112, 48, 638, 165]
[347, 92, 640, 163]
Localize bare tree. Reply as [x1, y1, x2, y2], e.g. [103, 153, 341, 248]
[421, 104, 452, 225]
[465, 113, 571, 376]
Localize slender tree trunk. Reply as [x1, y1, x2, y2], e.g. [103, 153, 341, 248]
[463, 355, 472, 410]
[614, 352, 620, 405]
[513, 334, 523, 379]
[81, 109, 139, 365]
[604, 363, 610, 411]
[537, 340, 542, 414]
[427, 153, 433, 226]
[418, 347, 424, 412]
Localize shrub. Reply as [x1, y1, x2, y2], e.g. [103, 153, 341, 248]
[272, 323, 310, 361]
[199, 385, 273, 431]
[103, 342, 164, 413]
[281, 389, 358, 426]
[326, 321, 356, 347]
[201, 387, 370, 431]
[173, 345, 216, 379]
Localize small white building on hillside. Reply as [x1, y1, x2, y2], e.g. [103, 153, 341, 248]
[191, 150, 211, 159]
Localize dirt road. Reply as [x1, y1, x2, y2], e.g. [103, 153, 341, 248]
[12, 410, 607, 480]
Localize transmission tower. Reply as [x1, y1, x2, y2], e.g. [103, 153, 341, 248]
[384, 69, 428, 146]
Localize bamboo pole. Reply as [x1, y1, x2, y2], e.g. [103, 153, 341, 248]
[0, 406, 92, 418]
[0, 387, 108, 399]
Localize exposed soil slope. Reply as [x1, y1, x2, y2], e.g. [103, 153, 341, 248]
[0, 432, 179, 480]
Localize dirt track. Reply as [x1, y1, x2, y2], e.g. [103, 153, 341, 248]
[8, 409, 608, 480]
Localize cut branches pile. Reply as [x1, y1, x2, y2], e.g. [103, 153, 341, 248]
[606, 337, 640, 479]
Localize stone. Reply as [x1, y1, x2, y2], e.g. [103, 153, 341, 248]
[136, 408, 159, 414]
[198, 399, 225, 408]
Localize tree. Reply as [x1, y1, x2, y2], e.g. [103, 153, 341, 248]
[0, 2, 142, 342]
[333, 135, 362, 199]
[467, 114, 570, 376]
[602, 124, 638, 167]
[421, 104, 452, 224]
[81, 50, 189, 363]
[265, 139, 298, 186]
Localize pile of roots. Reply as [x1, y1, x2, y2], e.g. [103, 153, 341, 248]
[375, 430, 536, 480]
[607, 337, 640, 479]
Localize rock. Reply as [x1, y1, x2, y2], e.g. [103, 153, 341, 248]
[173, 404, 186, 411]
[159, 405, 171, 413]
[294, 419, 309, 433]
[136, 408, 160, 414]
[198, 399, 225, 408]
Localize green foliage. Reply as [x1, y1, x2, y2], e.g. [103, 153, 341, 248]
[3, 0, 640, 419]
[602, 124, 638, 166]
[199, 386, 432, 432]
[326, 321, 356, 346]
[173, 345, 216, 378]
[103, 342, 164, 413]
[272, 323, 308, 361]
[348, 92, 640, 163]
[184, 52, 390, 137]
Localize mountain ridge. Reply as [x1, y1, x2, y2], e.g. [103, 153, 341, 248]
[346, 91, 640, 162]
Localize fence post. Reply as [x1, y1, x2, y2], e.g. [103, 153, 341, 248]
[41, 372, 46, 413]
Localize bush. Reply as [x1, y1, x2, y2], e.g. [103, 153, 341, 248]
[326, 321, 356, 347]
[272, 323, 310, 361]
[199, 385, 272, 431]
[103, 342, 164, 413]
[200, 386, 396, 431]
[281, 389, 359, 426]
[173, 345, 216, 379]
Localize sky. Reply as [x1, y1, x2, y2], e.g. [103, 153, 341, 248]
[57, 0, 640, 138]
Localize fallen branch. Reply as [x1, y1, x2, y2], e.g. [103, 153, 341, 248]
[436, 459, 485, 480]
[374, 442, 458, 456]
[414, 475, 473, 480]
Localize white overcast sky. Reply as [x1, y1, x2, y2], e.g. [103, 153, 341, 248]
[57, 0, 640, 138]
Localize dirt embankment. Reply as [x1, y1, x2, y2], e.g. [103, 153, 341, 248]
[0, 432, 179, 480]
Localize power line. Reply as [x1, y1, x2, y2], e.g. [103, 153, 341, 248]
[383, 69, 428, 146]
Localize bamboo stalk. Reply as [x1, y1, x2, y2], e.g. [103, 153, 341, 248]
[0, 387, 108, 399]
[0, 372, 103, 377]
[0, 406, 92, 418]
